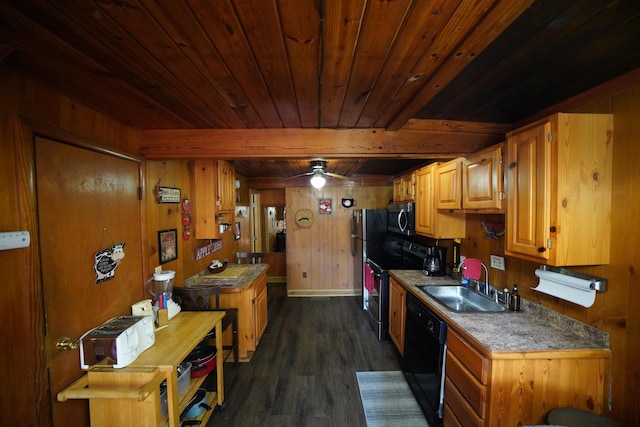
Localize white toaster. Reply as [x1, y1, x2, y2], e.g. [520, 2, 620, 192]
[80, 315, 155, 369]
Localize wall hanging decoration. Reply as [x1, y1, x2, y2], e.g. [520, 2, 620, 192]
[155, 186, 181, 204]
[481, 222, 505, 239]
[93, 228, 126, 284]
[341, 195, 356, 208]
[195, 239, 222, 261]
[158, 228, 178, 264]
[294, 209, 314, 228]
[181, 198, 191, 240]
[319, 198, 332, 215]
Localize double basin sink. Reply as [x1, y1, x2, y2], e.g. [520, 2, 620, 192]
[418, 285, 508, 313]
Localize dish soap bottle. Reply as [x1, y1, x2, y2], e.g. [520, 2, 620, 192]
[509, 284, 521, 311]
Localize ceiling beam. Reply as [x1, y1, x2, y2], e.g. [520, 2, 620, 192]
[140, 119, 510, 159]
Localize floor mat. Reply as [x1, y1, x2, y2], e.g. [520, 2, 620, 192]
[356, 371, 430, 427]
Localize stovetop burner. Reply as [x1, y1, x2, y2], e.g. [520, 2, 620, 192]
[368, 241, 428, 272]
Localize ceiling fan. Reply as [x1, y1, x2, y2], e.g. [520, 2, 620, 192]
[290, 160, 355, 189]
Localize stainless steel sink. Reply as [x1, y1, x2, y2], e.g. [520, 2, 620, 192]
[418, 285, 508, 313]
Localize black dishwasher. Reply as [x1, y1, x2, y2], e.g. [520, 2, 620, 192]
[403, 292, 447, 426]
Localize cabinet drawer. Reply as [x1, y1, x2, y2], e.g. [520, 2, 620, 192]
[253, 273, 267, 298]
[446, 352, 486, 418]
[447, 330, 487, 384]
[444, 378, 484, 427]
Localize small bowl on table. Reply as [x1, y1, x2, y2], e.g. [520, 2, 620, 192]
[208, 261, 228, 274]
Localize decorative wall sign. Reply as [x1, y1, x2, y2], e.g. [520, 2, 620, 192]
[158, 228, 178, 264]
[319, 198, 333, 215]
[195, 239, 222, 261]
[156, 186, 181, 204]
[94, 242, 126, 284]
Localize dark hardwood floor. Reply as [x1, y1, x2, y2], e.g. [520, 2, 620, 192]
[206, 282, 403, 427]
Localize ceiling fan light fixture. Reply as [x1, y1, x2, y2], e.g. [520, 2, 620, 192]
[310, 171, 326, 189]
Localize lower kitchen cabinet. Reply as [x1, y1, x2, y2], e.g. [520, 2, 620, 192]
[57, 311, 225, 427]
[218, 270, 268, 361]
[444, 329, 608, 427]
[388, 277, 406, 356]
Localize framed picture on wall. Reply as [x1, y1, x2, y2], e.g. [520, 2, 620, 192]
[319, 198, 332, 215]
[158, 228, 178, 264]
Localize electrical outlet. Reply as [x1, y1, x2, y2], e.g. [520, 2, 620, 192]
[490, 255, 505, 271]
[154, 265, 162, 274]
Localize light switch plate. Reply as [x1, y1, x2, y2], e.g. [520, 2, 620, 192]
[0, 231, 30, 250]
[490, 255, 505, 271]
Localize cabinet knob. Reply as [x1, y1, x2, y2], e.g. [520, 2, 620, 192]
[537, 247, 547, 253]
[508, 162, 517, 169]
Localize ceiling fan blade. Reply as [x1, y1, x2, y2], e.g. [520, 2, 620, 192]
[286, 171, 313, 179]
[324, 171, 357, 181]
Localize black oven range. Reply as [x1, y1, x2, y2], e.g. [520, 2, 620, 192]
[365, 241, 429, 340]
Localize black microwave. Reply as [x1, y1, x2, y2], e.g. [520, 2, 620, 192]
[387, 202, 416, 235]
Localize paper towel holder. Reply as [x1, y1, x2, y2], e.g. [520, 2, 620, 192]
[538, 265, 608, 293]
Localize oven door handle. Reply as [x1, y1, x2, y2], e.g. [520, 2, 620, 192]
[370, 270, 382, 280]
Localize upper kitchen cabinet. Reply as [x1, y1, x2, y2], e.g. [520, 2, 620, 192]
[436, 158, 463, 210]
[217, 160, 236, 212]
[193, 160, 236, 239]
[393, 172, 416, 202]
[415, 163, 465, 239]
[462, 143, 505, 212]
[505, 113, 613, 266]
[435, 143, 505, 213]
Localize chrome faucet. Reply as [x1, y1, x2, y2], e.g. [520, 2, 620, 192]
[480, 262, 489, 295]
[492, 287, 511, 307]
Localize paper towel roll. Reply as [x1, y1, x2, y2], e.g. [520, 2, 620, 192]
[533, 268, 596, 307]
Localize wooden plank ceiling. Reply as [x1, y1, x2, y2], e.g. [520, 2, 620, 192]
[1, 0, 639, 180]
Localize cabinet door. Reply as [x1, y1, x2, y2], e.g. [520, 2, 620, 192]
[193, 160, 220, 239]
[506, 122, 551, 260]
[254, 286, 268, 344]
[437, 159, 462, 210]
[463, 144, 504, 211]
[416, 164, 465, 238]
[415, 165, 435, 235]
[402, 173, 415, 201]
[217, 160, 236, 212]
[393, 178, 403, 202]
[388, 278, 406, 356]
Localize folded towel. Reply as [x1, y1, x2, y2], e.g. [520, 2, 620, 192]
[462, 258, 482, 280]
[364, 263, 374, 293]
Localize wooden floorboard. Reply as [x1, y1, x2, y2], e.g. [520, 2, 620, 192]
[207, 283, 403, 426]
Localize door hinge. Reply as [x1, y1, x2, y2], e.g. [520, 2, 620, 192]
[499, 154, 503, 164]
[138, 186, 143, 200]
[499, 191, 505, 200]
[547, 131, 553, 143]
[547, 238, 553, 249]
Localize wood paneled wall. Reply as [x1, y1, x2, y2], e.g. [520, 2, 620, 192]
[285, 185, 392, 295]
[143, 160, 237, 285]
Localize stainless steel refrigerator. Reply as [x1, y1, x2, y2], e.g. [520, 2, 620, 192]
[351, 209, 403, 310]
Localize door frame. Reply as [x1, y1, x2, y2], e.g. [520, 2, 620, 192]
[7, 117, 146, 426]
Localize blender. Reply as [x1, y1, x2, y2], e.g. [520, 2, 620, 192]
[146, 270, 181, 320]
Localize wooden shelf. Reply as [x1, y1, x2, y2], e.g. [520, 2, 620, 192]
[57, 311, 225, 427]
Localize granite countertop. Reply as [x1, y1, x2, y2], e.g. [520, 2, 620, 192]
[183, 263, 269, 291]
[390, 270, 610, 357]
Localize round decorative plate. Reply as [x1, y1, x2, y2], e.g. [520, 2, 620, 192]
[294, 208, 314, 228]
